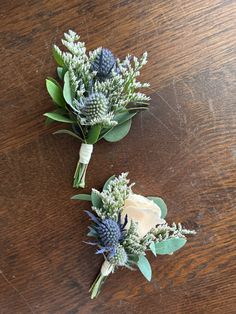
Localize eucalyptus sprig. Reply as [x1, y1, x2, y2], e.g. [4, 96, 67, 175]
[72, 173, 196, 298]
[44, 30, 150, 188]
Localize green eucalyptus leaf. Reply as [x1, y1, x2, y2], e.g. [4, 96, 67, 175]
[128, 106, 148, 111]
[52, 45, 64, 66]
[43, 112, 73, 124]
[44, 108, 67, 125]
[53, 129, 82, 141]
[103, 175, 115, 191]
[149, 241, 156, 256]
[98, 127, 113, 141]
[46, 78, 66, 108]
[100, 113, 135, 141]
[114, 111, 137, 124]
[63, 71, 73, 105]
[47, 77, 61, 88]
[147, 197, 167, 219]
[71, 194, 92, 201]
[128, 255, 139, 264]
[91, 190, 103, 208]
[155, 238, 187, 255]
[103, 119, 132, 142]
[57, 67, 67, 80]
[57, 67, 63, 80]
[137, 255, 152, 281]
[87, 125, 102, 144]
[45, 117, 54, 125]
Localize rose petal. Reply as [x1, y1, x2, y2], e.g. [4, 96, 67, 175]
[122, 193, 165, 238]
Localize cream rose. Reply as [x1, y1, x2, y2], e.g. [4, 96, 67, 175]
[122, 193, 165, 238]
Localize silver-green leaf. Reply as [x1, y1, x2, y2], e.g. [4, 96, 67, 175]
[53, 129, 82, 141]
[147, 197, 167, 218]
[155, 238, 187, 255]
[103, 175, 115, 191]
[43, 112, 73, 124]
[71, 194, 92, 201]
[63, 71, 73, 105]
[57, 67, 67, 80]
[91, 190, 103, 208]
[87, 125, 102, 144]
[103, 119, 132, 142]
[137, 255, 152, 281]
[149, 241, 157, 256]
[114, 111, 137, 124]
[46, 78, 66, 108]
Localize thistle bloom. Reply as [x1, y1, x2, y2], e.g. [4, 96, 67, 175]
[44, 31, 150, 188]
[85, 211, 128, 257]
[92, 48, 116, 78]
[73, 173, 196, 299]
[78, 92, 110, 125]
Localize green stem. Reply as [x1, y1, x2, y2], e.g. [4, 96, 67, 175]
[73, 161, 87, 188]
[89, 261, 114, 299]
[73, 124, 101, 189]
[89, 273, 108, 299]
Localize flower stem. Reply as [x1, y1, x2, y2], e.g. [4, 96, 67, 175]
[89, 260, 114, 299]
[73, 161, 88, 188]
[89, 273, 108, 299]
[73, 143, 94, 188]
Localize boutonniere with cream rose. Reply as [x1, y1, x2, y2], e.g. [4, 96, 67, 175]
[72, 173, 196, 298]
[44, 30, 150, 188]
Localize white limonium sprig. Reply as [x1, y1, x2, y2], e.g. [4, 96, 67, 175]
[80, 112, 117, 127]
[149, 222, 197, 242]
[72, 173, 196, 299]
[92, 172, 133, 220]
[88, 47, 102, 62]
[122, 220, 147, 256]
[44, 30, 151, 188]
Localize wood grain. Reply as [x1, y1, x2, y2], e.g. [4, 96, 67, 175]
[0, 0, 236, 313]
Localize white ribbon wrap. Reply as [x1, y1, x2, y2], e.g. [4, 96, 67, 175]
[101, 260, 113, 277]
[79, 143, 93, 164]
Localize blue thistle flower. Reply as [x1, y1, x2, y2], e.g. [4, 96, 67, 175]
[85, 211, 128, 257]
[92, 48, 116, 79]
[80, 92, 109, 121]
[97, 218, 121, 247]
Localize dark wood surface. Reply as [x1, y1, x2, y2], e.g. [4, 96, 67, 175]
[1, 1, 236, 313]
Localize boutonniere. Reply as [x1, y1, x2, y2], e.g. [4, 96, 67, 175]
[44, 30, 150, 188]
[72, 173, 196, 299]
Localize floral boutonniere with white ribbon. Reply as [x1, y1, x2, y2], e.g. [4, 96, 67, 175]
[72, 173, 196, 299]
[44, 30, 150, 188]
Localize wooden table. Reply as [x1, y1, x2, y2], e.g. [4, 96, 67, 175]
[1, 1, 236, 313]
